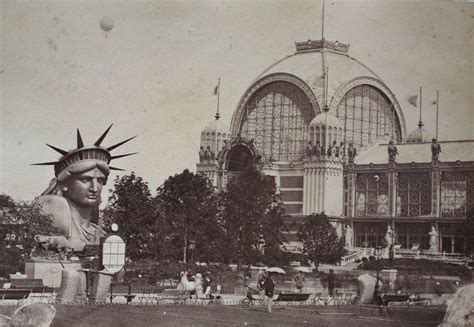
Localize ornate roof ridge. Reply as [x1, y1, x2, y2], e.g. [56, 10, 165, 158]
[295, 39, 350, 53]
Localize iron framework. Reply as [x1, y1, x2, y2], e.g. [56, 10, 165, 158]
[335, 85, 401, 148]
[239, 81, 315, 162]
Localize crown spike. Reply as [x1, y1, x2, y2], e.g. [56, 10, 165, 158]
[109, 166, 125, 171]
[77, 129, 84, 148]
[31, 161, 59, 166]
[46, 144, 68, 156]
[94, 124, 113, 146]
[107, 136, 137, 152]
[110, 152, 138, 160]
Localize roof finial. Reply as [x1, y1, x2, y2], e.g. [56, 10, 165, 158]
[323, 66, 329, 112]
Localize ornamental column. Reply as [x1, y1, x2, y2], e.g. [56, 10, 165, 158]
[303, 156, 343, 216]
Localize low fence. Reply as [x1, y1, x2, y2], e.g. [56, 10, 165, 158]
[340, 250, 363, 266]
[348, 247, 469, 264]
[393, 249, 467, 263]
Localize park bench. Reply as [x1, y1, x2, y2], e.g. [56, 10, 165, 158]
[157, 289, 192, 304]
[10, 279, 53, 292]
[313, 292, 357, 306]
[0, 289, 31, 301]
[136, 286, 165, 305]
[194, 294, 222, 305]
[383, 294, 409, 304]
[274, 293, 311, 305]
[108, 283, 135, 303]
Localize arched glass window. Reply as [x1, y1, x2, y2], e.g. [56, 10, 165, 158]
[336, 85, 401, 148]
[239, 81, 315, 161]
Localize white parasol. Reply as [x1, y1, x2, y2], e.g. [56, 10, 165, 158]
[267, 267, 286, 274]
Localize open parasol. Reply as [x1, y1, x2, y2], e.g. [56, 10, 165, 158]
[267, 267, 286, 274]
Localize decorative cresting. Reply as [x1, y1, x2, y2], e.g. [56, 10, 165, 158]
[33, 124, 136, 180]
[329, 76, 406, 143]
[230, 73, 321, 138]
[295, 39, 350, 53]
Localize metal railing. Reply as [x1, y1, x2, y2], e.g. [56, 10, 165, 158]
[340, 250, 363, 266]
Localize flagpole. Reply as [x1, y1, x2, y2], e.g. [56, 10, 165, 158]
[436, 90, 439, 141]
[321, 0, 325, 41]
[215, 78, 221, 161]
[215, 78, 221, 120]
[418, 86, 423, 128]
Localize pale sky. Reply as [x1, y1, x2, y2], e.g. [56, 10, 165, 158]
[1, 0, 473, 202]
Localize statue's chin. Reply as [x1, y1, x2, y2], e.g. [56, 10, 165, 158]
[66, 198, 99, 209]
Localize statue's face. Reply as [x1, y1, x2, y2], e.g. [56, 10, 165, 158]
[63, 167, 106, 208]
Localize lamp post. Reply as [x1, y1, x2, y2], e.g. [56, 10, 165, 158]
[373, 246, 382, 304]
[189, 239, 196, 264]
[257, 234, 266, 265]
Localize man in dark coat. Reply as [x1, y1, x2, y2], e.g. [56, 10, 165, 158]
[264, 273, 275, 313]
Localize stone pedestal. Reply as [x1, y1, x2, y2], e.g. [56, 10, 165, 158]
[25, 260, 82, 288]
[56, 269, 86, 304]
[380, 269, 398, 291]
[358, 274, 383, 304]
[89, 271, 113, 303]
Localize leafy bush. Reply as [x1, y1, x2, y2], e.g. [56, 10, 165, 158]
[124, 260, 238, 284]
[297, 213, 345, 269]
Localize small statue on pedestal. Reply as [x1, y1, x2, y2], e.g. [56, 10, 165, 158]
[429, 226, 439, 252]
[347, 142, 357, 163]
[314, 142, 321, 158]
[306, 142, 313, 158]
[344, 225, 353, 250]
[199, 146, 205, 162]
[326, 143, 333, 157]
[388, 140, 399, 162]
[334, 141, 340, 158]
[431, 138, 441, 161]
[339, 142, 345, 159]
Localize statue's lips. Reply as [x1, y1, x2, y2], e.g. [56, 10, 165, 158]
[87, 195, 98, 200]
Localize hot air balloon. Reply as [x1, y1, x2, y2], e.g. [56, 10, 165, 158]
[100, 16, 114, 32]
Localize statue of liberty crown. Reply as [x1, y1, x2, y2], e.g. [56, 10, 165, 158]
[33, 124, 137, 176]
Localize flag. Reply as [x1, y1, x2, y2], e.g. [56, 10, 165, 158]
[214, 81, 220, 95]
[408, 95, 418, 107]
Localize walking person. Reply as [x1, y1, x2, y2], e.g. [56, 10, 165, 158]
[202, 273, 212, 297]
[294, 271, 305, 293]
[264, 272, 275, 313]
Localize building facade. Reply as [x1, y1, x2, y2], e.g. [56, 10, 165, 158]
[197, 39, 474, 255]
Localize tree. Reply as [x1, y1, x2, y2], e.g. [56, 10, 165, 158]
[297, 213, 345, 270]
[0, 194, 57, 277]
[155, 169, 220, 263]
[101, 173, 159, 260]
[219, 165, 287, 269]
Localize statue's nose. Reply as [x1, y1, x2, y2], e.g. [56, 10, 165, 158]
[90, 179, 99, 192]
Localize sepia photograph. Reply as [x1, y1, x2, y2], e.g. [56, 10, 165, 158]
[1, 0, 473, 326]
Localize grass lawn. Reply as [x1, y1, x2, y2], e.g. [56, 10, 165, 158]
[0, 304, 446, 327]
